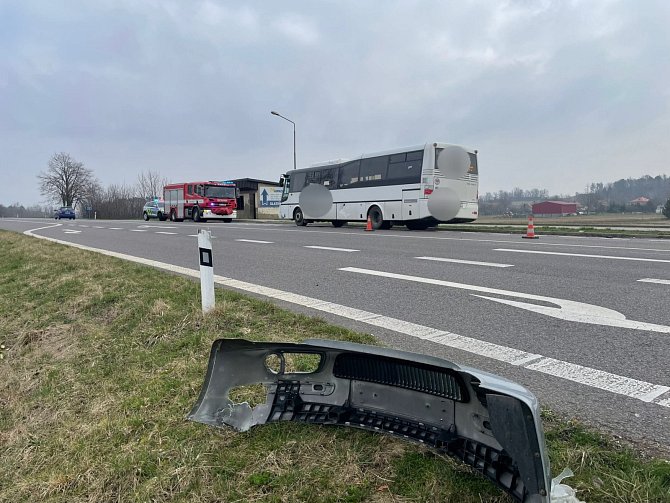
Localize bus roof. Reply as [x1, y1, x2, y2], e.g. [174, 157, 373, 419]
[297, 142, 477, 172]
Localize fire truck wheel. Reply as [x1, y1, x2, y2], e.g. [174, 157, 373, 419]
[170, 211, 177, 222]
[193, 207, 201, 222]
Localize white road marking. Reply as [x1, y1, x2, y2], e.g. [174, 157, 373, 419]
[416, 256, 514, 268]
[20, 223, 670, 408]
[108, 227, 124, 230]
[339, 267, 670, 334]
[130, 229, 147, 232]
[236, 239, 274, 244]
[155, 231, 177, 235]
[139, 225, 177, 229]
[93, 226, 105, 229]
[637, 278, 670, 285]
[78, 224, 89, 228]
[63, 230, 81, 234]
[495, 248, 670, 263]
[304, 245, 359, 252]
[188, 234, 198, 237]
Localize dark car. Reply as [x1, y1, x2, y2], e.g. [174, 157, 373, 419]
[54, 207, 76, 220]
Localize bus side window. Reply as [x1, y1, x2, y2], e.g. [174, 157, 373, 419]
[291, 172, 307, 193]
[305, 170, 321, 186]
[320, 167, 338, 188]
[338, 161, 360, 188]
[360, 156, 388, 183]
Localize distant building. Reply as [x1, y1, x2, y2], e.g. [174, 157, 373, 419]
[531, 201, 578, 216]
[629, 196, 650, 206]
[230, 178, 282, 219]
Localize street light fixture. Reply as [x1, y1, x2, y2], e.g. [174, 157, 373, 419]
[270, 110, 296, 172]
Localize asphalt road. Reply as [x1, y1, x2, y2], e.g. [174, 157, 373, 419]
[2, 217, 670, 454]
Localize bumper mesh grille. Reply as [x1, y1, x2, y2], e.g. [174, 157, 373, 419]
[333, 354, 466, 401]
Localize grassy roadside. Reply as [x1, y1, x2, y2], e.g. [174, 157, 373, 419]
[1, 230, 668, 502]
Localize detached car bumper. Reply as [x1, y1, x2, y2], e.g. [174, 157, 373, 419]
[188, 339, 551, 502]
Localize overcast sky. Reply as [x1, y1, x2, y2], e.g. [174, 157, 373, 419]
[1, 0, 669, 206]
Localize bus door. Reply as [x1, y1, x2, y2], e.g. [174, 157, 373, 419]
[304, 167, 338, 221]
[402, 189, 420, 220]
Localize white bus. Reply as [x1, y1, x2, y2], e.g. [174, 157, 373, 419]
[278, 142, 479, 230]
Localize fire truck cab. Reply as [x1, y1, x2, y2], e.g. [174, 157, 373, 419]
[163, 181, 238, 222]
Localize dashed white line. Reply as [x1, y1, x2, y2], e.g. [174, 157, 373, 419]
[637, 278, 670, 285]
[155, 231, 177, 235]
[130, 229, 147, 232]
[93, 226, 105, 229]
[304, 245, 359, 252]
[63, 230, 81, 234]
[495, 248, 670, 263]
[21, 223, 670, 409]
[108, 227, 123, 230]
[416, 256, 514, 268]
[236, 239, 274, 244]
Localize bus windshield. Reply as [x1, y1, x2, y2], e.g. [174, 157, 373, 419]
[205, 185, 236, 199]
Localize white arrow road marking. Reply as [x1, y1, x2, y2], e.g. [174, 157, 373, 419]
[637, 278, 670, 285]
[495, 248, 670, 263]
[339, 267, 670, 334]
[416, 256, 514, 268]
[20, 223, 670, 407]
[63, 230, 81, 234]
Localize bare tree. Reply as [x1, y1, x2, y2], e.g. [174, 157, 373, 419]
[38, 153, 98, 208]
[136, 170, 169, 200]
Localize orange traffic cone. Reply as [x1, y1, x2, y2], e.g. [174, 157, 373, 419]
[365, 215, 374, 231]
[522, 215, 539, 239]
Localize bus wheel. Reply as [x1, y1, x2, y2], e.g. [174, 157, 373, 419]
[294, 208, 307, 226]
[332, 220, 346, 228]
[368, 206, 384, 230]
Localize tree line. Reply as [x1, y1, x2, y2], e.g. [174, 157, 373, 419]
[36, 153, 168, 219]
[479, 175, 670, 216]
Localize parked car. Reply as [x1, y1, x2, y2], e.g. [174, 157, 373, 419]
[54, 206, 76, 220]
[143, 200, 166, 221]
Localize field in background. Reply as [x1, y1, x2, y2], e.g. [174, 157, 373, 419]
[477, 213, 670, 228]
[1, 230, 668, 502]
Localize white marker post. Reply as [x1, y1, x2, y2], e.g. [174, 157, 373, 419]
[198, 229, 215, 313]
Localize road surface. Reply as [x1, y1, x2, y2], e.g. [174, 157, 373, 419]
[2, 217, 669, 453]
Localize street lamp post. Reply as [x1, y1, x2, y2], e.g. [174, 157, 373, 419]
[270, 110, 296, 171]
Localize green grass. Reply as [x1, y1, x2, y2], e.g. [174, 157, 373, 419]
[0, 230, 668, 502]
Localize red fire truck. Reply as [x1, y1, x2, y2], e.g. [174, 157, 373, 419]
[163, 181, 238, 222]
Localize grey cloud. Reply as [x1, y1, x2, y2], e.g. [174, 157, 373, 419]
[1, 0, 668, 204]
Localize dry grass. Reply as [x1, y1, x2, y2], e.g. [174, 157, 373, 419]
[0, 229, 668, 503]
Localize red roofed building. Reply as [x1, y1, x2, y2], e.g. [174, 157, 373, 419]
[629, 196, 650, 206]
[531, 201, 578, 215]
